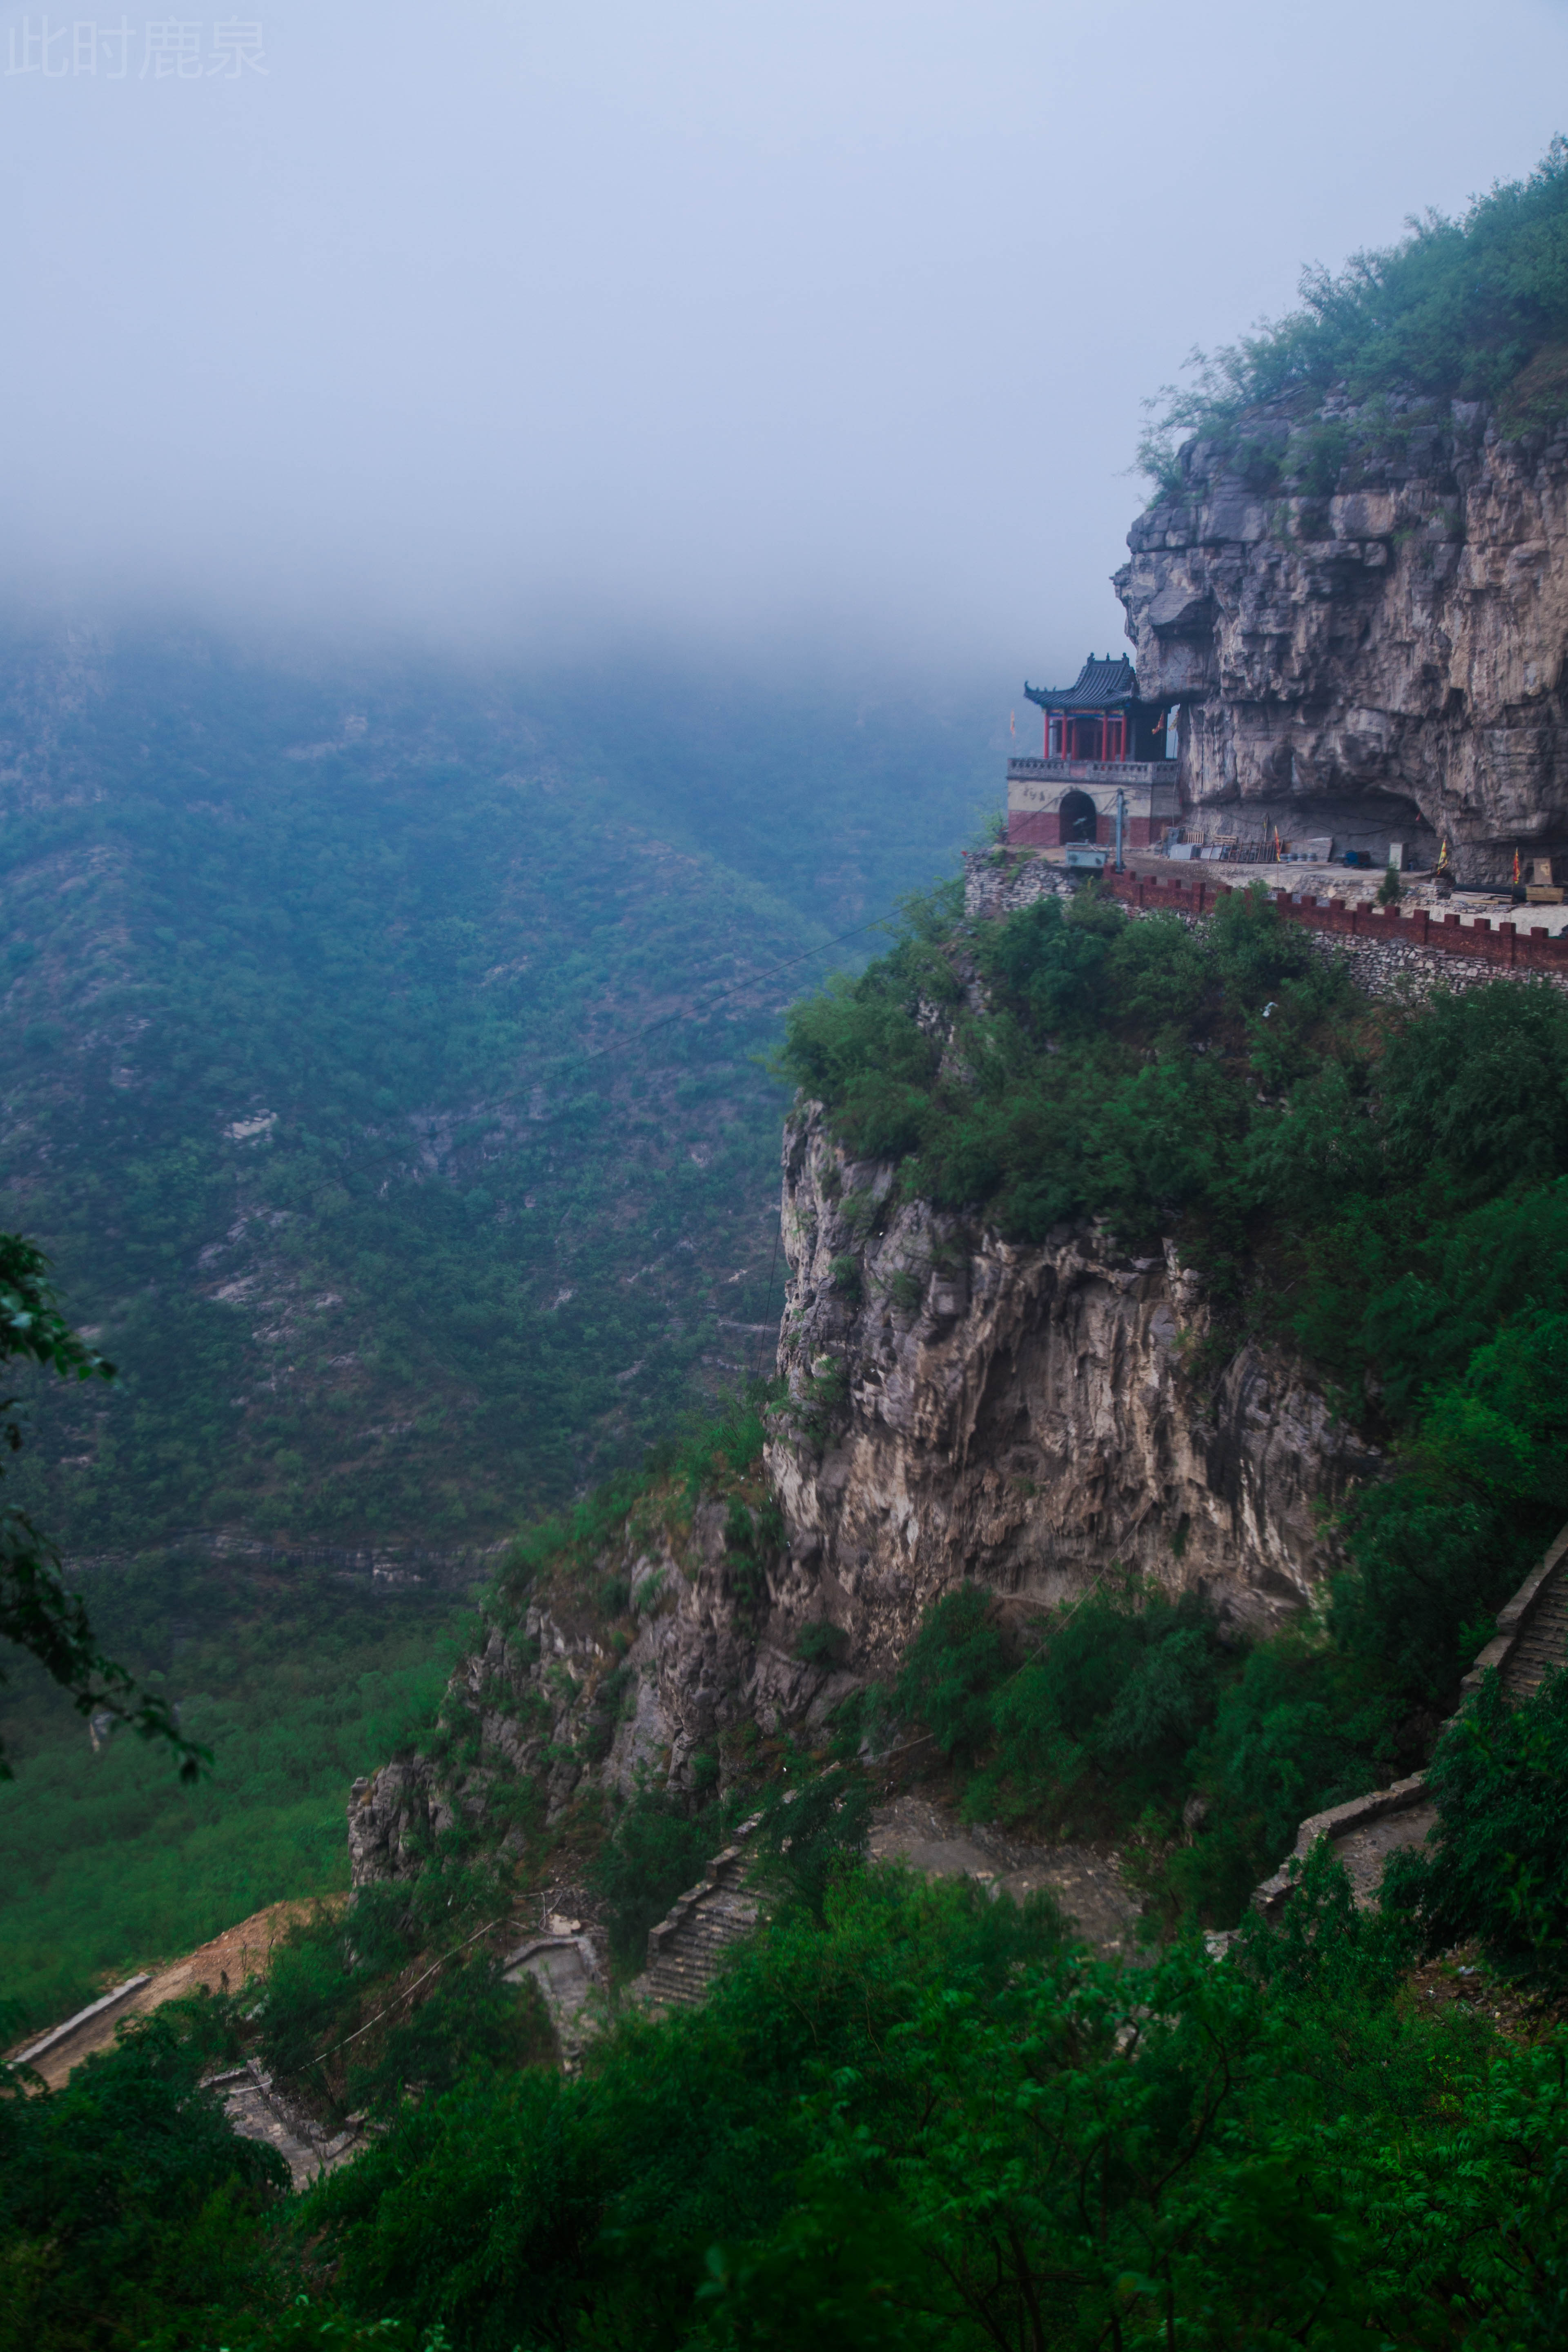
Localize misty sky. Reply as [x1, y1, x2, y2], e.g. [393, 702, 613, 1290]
[3, 0, 1567, 682]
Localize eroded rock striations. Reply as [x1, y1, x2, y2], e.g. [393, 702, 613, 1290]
[349, 1094, 1376, 1882]
[765, 1111, 1375, 1661]
[1118, 398, 1568, 878]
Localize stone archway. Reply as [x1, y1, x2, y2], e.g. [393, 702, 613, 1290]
[1059, 788, 1098, 844]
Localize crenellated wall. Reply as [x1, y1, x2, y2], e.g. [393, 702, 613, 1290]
[962, 851, 1568, 1000]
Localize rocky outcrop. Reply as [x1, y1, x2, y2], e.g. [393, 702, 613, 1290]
[350, 1096, 1381, 1882]
[764, 1110, 1379, 1657]
[347, 1490, 857, 1883]
[1117, 397, 1568, 880]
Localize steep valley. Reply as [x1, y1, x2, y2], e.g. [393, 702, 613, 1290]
[0, 630, 999, 2022]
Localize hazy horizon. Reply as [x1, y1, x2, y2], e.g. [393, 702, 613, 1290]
[2, 0, 1566, 686]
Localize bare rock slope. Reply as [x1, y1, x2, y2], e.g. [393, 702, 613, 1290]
[766, 1108, 1375, 1659]
[349, 1097, 1375, 1884]
[1118, 398, 1568, 878]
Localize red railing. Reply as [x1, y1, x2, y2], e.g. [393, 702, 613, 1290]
[1107, 872, 1568, 975]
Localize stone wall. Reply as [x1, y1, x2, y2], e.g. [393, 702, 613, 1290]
[962, 852, 1568, 1002]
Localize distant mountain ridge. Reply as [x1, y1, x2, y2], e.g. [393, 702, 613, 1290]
[0, 630, 995, 1560]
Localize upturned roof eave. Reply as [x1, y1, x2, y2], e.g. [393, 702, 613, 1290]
[1023, 653, 1140, 711]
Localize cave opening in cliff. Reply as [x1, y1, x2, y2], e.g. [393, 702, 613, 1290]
[1059, 788, 1098, 844]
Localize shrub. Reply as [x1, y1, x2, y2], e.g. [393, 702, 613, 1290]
[256, 1873, 546, 2117]
[1138, 138, 1568, 461]
[825, 1252, 862, 1303]
[893, 1584, 1010, 1765]
[1383, 1667, 1568, 1989]
[588, 1788, 736, 1971]
[748, 1752, 873, 1921]
[794, 1619, 849, 1668]
[968, 1581, 1230, 1835]
[0, 2001, 285, 2351]
[881, 1265, 925, 1313]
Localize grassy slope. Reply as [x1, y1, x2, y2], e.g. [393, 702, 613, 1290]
[0, 633, 995, 2025]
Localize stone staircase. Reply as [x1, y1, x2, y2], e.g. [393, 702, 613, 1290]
[1499, 1537, 1568, 1699]
[636, 1822, 762, 2013]
[1254, 1516, 1568, 1919]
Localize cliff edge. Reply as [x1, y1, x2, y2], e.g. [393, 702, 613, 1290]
[1118, 397, 1568, 880]
[765, 1106, 1375, 1658]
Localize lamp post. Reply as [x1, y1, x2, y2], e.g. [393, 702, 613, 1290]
[1115, 788, 1126, 875]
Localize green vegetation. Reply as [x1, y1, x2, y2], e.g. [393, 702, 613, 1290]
[781, 880, 1361, 1251]
[892, 1577, 1392, 1924]
[784, 882, 1568, 1902]
[1138, 137, 1568, 481]
[0, 1553, 463, 2027]
[254, 1875, 555, 2123]
[14, 1850, 1568, 2348]
[1386, 1666, 1568, 1992]
[0, 633, 989, 2025]
[0, 1998, 285, 2352]
[0, 636, 990, 1560]
[589, 1789, 738, 1971]
[0, 1227, 200, 1780]
[14, 600, 1568, 2344]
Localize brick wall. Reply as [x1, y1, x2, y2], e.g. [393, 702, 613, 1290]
[1005, 813, 1163, 852]
[1114, 871, 1568, 976]
[961, 853, 1568, 1001]
[1111, 872, 1568, 999]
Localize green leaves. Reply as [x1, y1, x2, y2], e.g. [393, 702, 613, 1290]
[0, 2000, 286, 2351]
[893, 1585, 1009, 1768]
[1384, 1668, 1568, 1991]
[1139, 136, 1568, 453]
[0, 1229, 210, 1786]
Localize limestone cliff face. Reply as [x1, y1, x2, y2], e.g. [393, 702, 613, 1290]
[764, 1110, 1377, 1663]
[1117, 398, 1568, 880]
[347, 1491, 847, 1884]
[349, 1101, 1381, 1883]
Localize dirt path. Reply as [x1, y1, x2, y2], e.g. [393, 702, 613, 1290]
[869, 1794, 1142, 1958]
[14, 1899, 334, 2091]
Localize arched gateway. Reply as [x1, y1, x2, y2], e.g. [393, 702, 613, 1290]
[1003, 654, 1180, 851]
[1058, 788, 1098, 844]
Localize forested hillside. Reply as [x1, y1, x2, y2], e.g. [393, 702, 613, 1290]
[0, 628, 995, 2017]
[0, 635, 994, 1557]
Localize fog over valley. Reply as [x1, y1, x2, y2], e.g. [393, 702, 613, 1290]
[10, 13, 1568, 2343]
[1, 0, 1562, 668]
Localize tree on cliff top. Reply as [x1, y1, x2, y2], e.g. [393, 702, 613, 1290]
[0, 1232, 203, 1780]
[1140, 135, 1568, 480]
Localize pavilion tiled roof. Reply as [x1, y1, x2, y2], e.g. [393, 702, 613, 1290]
[1024, 655, 1137, 710]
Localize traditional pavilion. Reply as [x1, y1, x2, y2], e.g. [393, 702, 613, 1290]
[1007, 654, 1178, 850]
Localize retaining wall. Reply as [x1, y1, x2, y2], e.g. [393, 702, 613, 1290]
[961, 852, 1568, 1001]
[1111, 871, 1568, 985]
[1252, 1515, 1568, 1921]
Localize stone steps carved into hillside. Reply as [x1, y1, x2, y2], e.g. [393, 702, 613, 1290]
[1254, 1517, 1568, 1919]
[632, 1821, 763, 2014]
